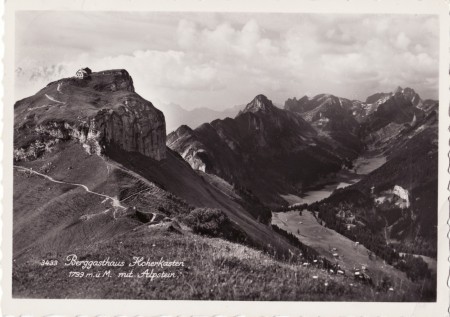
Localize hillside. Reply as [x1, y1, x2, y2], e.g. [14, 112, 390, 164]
[272, 210, 415, 291]
[14, 223, 426, 301]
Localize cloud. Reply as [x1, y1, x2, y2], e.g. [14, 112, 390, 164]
[394, 32, 411, 50]
[15, 12, 439, 109]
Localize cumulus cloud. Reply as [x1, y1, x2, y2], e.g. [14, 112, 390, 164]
[395, 32, 411, 50]
[15, 12, 439, 109]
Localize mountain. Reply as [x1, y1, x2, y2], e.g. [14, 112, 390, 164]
[14, 69, 166, 161]
[309, 90, 438, 257]
[13, 69, 300, 264]
[350, 87, 424, 122]
[356, 88, 428, 153]
[159, 102, 244, 133]
[284, 94, 363, 155]
[283, 88, 431, 155]
[169, 86, 438, 258]
[362, 89, 424, 134]
[168, 94, 357, 207]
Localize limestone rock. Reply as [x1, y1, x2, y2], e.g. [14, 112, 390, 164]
[14, 69, 166, 161]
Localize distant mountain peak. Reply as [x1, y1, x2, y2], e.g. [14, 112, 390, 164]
[393, 87, 421, 106]
[241, 94, 276, 114]
[395, 86, 417, 95]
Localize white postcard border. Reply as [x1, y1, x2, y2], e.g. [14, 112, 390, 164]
[2, 0, 449, 316]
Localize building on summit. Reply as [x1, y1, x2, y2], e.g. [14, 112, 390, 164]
[76, 67, 92, 79]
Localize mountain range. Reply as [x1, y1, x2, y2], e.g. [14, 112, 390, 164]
[13, 69, 438, 300]
[168, 85, 438, 256]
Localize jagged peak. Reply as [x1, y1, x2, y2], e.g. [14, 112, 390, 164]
[365, 87, 421, 106]
[395, 86, 418, 97]
[393, 87, 422, 107]
[390, 86, 418, 97]
[241, 94, 277, 114]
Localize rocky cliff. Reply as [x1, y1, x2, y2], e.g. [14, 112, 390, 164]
[14, 69, 166, 161]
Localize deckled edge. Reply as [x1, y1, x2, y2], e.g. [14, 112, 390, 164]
[1, 0, 449, 316]
[0, 0, 5, 315]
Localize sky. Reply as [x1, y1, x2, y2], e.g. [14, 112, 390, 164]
[15, 11, 439, 110]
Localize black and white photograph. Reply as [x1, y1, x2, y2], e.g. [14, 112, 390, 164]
[2, 0, 449, 316]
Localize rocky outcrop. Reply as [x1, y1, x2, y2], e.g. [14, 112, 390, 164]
[94, 95, 166, 160]
[14, 69, 166, 161]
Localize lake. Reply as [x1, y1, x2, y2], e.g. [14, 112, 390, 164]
[280, 155, 386, 205]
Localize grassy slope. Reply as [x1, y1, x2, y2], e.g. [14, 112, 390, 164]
[14, 140, 298, 261]
[13, 225, 413, 301]
[105, 145, 297, 257]
[13, 141, 190, 259]
[272, 210, 412, 290]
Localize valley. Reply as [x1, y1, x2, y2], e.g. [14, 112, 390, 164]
[279, 154, 387, 205]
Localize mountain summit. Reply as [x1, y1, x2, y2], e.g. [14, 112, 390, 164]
[240, 94, 277, 114]
[14, 69, 166, 161]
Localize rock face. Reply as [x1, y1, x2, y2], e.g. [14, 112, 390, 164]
[94, 96, 166, 160]
[284, 93, 363, 156]
[14, 69, 166, 161]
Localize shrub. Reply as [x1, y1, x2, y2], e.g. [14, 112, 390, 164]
[184, 208, 228, 236]
[394, 254, 432, 281]
[184, 208, 248, 243]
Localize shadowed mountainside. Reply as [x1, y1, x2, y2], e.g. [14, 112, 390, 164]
[168, 94, 360, 207]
